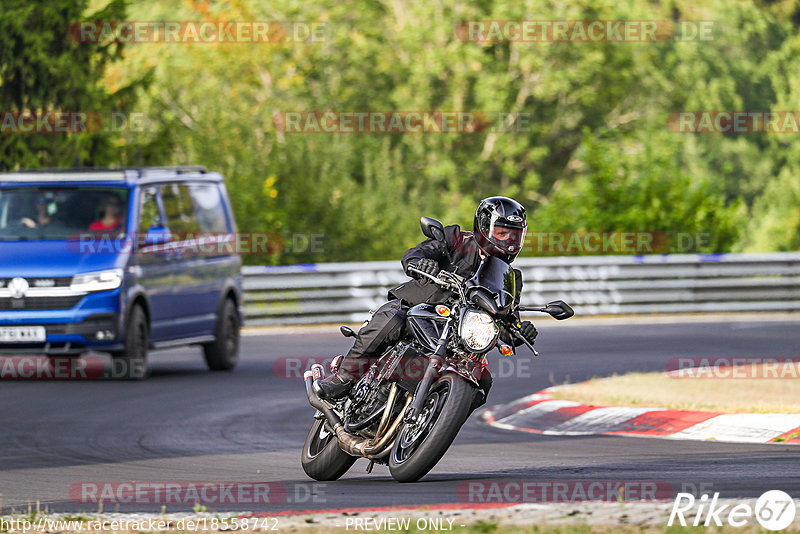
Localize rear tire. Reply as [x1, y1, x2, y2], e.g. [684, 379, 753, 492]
[203, 298, 240, 371]
[388, 374, 473, 482]
[110, 305, 149, 380]
[301, 419, 357, 481]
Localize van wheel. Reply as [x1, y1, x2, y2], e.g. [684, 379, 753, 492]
[203, 298, 240, 371]
[111, 305, 149, 380]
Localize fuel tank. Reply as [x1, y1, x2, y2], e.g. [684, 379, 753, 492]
[406, 303, 449, 352]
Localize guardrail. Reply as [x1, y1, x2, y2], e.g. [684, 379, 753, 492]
[242, 252, 800, 325]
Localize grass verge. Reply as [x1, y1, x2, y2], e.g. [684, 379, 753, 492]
[549, 364, 800, 413]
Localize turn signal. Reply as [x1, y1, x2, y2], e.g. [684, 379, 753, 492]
[499, 344, 514, 356]
[435, 305, 450, 316]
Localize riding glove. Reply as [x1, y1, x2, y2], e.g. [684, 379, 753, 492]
[408, 258, 439, 279]
[518, 321, 538, 345]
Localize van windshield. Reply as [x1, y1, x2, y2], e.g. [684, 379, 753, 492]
[0, 186, 129, 241]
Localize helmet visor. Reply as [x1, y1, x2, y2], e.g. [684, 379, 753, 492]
[488, 215, 526, 254]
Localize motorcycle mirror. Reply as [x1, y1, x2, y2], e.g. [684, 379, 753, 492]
[420, 216, 446, 242]
[544, 300, 574, 320]
[340, 325, 357, 338]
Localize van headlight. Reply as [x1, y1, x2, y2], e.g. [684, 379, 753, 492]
[70, 269, 123, 292]
[459, 309, 499, 352]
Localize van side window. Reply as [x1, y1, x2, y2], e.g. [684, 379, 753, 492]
[188, 184, 229, 233]
[160, 184, 199, 235]
[138, 187, 161, 233]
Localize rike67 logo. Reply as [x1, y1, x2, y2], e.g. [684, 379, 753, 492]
[669, 490, 796, 531]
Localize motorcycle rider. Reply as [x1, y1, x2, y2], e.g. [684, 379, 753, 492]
[314, 196, 539, 401]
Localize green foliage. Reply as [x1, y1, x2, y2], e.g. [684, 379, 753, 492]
[6, 0, 800, 262]
[0, 0, 153, 169]
[531, 129, 744, 253]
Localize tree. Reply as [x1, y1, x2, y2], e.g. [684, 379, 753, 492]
[109, 0, 798, 262]
[0, 0, 154, 170]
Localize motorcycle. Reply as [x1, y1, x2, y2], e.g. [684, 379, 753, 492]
[301, 217, 574, 482]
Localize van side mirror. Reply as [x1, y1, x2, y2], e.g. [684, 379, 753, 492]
[144, 226, 171, 245]
[420, 217, 445, 242]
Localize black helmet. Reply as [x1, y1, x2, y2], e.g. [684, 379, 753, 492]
[473, 196, 527, 263]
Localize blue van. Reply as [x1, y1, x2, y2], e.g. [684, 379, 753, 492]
[0, 166, 243, 378]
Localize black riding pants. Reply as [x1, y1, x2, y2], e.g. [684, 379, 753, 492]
[338, 299, 407, 380]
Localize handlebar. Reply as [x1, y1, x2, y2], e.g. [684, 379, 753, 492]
[408, 265, 539, 356]
[509, 323, 539, 357]
[407, 265, 448, 286]
[407, 265, 463, 291]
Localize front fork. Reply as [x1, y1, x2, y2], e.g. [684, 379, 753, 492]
[405, 318, 451, 423]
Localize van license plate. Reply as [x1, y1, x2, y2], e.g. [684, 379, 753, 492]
[0, 326, 46, 342]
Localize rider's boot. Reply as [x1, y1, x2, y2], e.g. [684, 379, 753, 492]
[313, 372, 354, 400]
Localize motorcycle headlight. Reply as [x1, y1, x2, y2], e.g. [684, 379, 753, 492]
[459, 309, 499, 352]
[70, 268, 123, 292]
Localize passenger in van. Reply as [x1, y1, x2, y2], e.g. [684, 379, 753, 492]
[21, 192, 56, 229]
[89, 195, 124, 232]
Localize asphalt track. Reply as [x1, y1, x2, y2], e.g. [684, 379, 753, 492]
[1, 317, 798, 514]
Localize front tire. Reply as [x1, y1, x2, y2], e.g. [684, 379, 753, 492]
[110, 304, 149, 380]
[301, 419, 357, 481]
[388, 374, 474, 482]
[203, 298, 240, 371]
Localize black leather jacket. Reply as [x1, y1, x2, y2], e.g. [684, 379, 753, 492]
[389, 224, 523, 313]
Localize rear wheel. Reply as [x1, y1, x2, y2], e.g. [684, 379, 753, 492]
[203, 298, 240, 371]
[388, 374, 474, 482]
[110, 304, 149, 380]
[301, 418, 357, 481]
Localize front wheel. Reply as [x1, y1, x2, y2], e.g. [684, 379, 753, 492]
[388, 374, 474, 482]
[203, 298, 240, 371]
[301, 419, 357, 481]
[110, 304, 149, 380]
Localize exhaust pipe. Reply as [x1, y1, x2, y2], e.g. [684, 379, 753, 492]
[303, 370, 372, 456]
[303, 371, 410, 459]
[304, 370, 343, 429]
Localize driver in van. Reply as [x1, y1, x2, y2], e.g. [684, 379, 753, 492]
[314, 196, 539, 403]
[21, 192, 56, 229]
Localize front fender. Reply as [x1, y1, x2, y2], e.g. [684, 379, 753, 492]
[443, 363, 481, 388]
[122, 282, 151, 334]
[214, 275, 244, 324]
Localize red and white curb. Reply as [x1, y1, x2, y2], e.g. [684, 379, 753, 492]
[482, 385, 800, 445]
